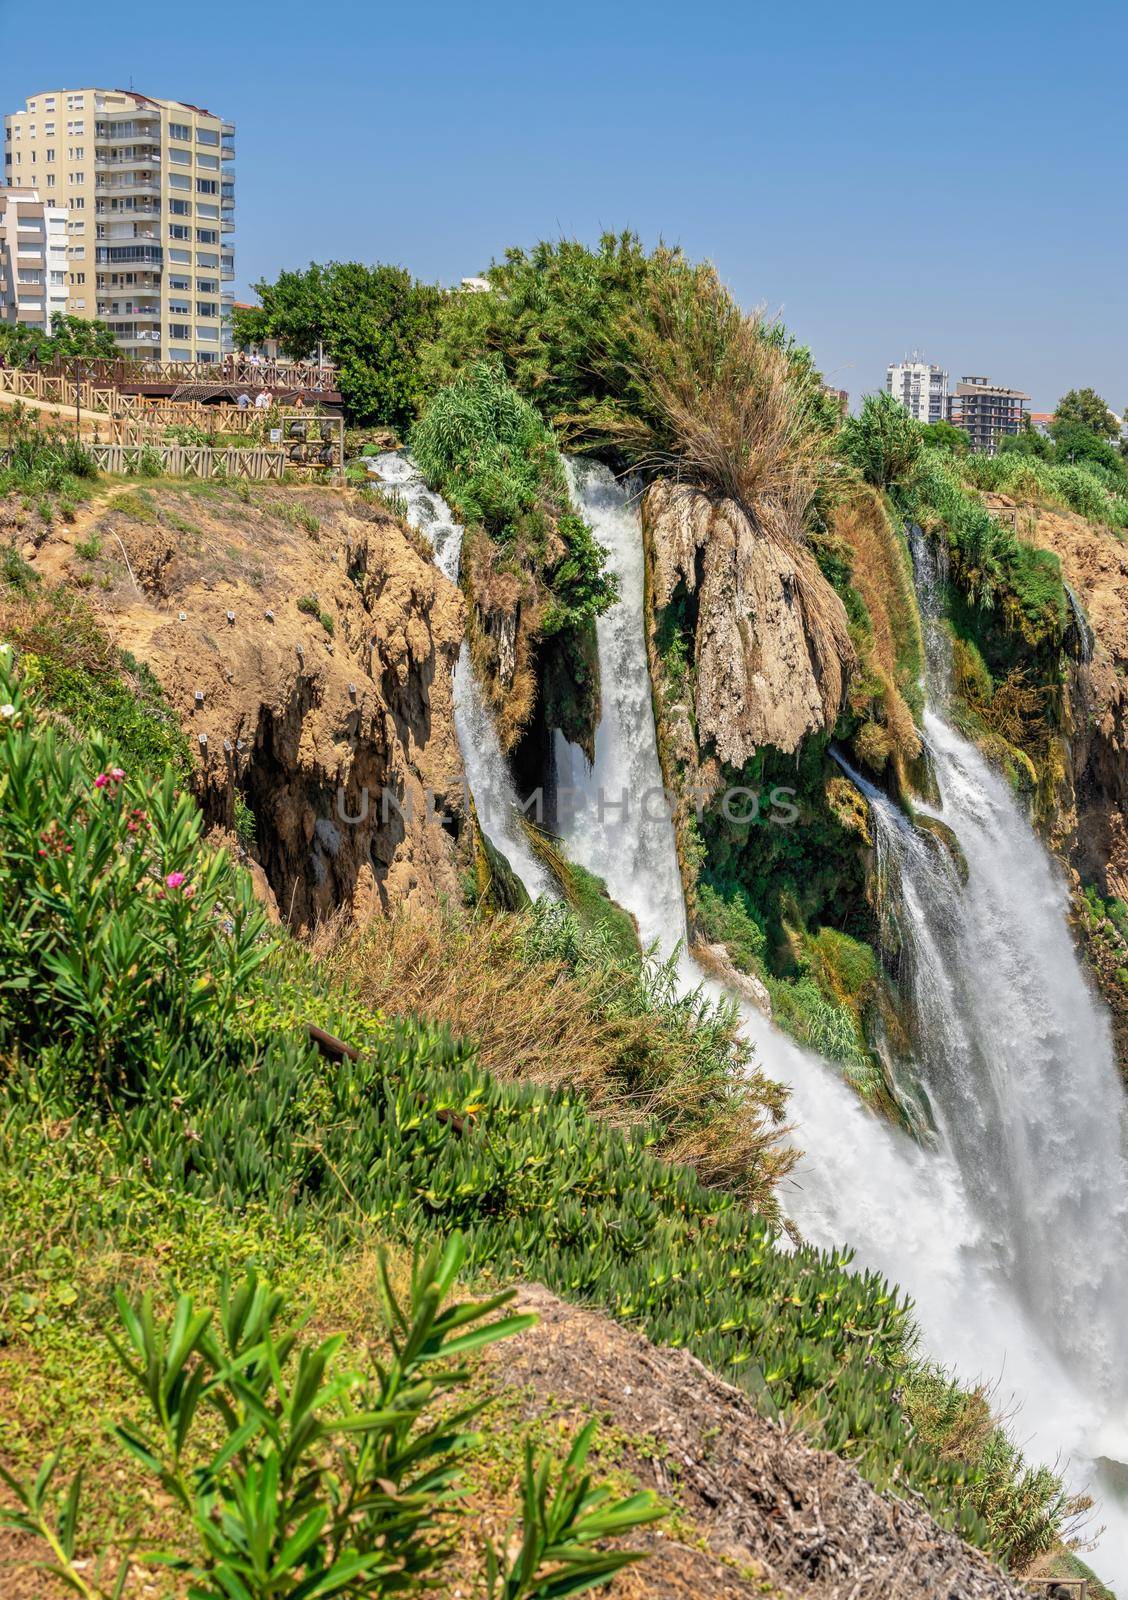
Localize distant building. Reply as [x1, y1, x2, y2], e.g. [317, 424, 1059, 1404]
[822, 384, 849, 417]
[0, 187, 68, 331]
[886, 355, 948, 424]
[947, 377, 1030, 454]
[4, 86, 235, 363]
[460, 276, 492, 294]
[1029, 411, 1056, 438]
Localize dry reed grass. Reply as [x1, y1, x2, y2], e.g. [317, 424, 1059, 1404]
[573, 257, 831, 546]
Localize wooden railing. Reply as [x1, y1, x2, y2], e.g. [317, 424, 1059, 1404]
[0, 441, 287, 481]
[90, 443, 286, 481]
[40, 355, 339, 391]
[0, 366, 117, 415]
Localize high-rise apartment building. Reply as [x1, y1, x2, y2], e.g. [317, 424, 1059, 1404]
[3, 87, 234, 363]
[0, 188, 68, 331]
[947, 377, 1030, 455]
[886, 355, 949, 424]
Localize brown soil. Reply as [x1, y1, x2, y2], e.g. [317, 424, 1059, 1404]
[484, 1284, 1030, 1600]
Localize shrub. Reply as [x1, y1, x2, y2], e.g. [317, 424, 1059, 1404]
[0, 573, 192, 778]
[421, 231, 657, 422]
[0, 656, 268, 1091]
[2, 1237, 660, 1599]
[839, 392, 923, 490]
[411, 359, 619, 629]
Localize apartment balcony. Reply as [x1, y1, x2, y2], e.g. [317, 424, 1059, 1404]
[222, 143, 235, 160]
[100, 305, 161, 321]
[221, 183, 235, 202]
[220, 259, 234, 281]
[95, 243, 163, 266]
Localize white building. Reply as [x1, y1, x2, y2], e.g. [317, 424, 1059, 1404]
[886, 355, 949, 424]
[0, 187, 68, 331]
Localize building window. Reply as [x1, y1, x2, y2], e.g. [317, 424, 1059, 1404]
[168, 172, 190, 191]
[196, 277, 218, 293]
[196, 127, 219, 146]
[45, 147, 55, 161]
[196, 228, 217, 244]
[169, 274, 190, 291]
[71, 196, 84, 209]
[168, 145, 192, 165]
[168, 322, 191, 340]
[196, 302, 218, 319]
[169, 122, 190, 141]
[169, 199, 191, 216]
[46, 174, 55, 188]
[168, 247, 191, 264]
[195, 178, 218, 195]
[197, 251, 218, 267]
[168, 224, 191, 240]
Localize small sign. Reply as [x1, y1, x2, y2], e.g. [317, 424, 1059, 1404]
[269, 428, 282, 444]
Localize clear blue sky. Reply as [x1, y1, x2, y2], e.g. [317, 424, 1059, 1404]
[2, 0, 1124, 411]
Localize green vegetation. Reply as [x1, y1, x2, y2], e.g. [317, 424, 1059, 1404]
[964, 448, 1128, 529]
[0, 411, 98, 516]
[0, 311, 116, 367]
[411, 358, 618, 636]
[335, 889, 794, 1219]
[0, 560, 191, 779]
[0, 655, 1077, 1576]
[840, 391, 924, 490]
[3, 1234, 659, 1600]
[232, 263, 444, 430]
[425, 236, 836, 529]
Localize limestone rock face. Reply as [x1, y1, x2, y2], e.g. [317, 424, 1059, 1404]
[644, 479, 854, 766]
[35, 484, 467, 929]
[986, 491, 1128, 899]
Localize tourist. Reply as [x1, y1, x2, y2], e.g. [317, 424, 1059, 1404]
[254, 388, 271, 410]
[237, 391, 251, 411]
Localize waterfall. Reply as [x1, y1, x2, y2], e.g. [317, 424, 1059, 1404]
[554, 461, 1128, 1589]
[377, 446, 1128, 1584]
[369, 453, 554, 899]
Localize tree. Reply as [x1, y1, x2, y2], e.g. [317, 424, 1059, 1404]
[1052, 387, 1119, 438]
[999, 414, 1051, 459]
[920, 419, 970, 455]
[232, 263, 444, 430]
[0, 314, 115, 367]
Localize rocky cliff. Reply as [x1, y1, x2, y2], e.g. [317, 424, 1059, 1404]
[643, 478, 854, 770]
[26, 481, 466, 928]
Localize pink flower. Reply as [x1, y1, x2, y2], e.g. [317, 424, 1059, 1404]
[110, 767, 126, 782]
[165, 871, 187, 891]
[93, 773, 109, 790]
[183, 885, 197, 900]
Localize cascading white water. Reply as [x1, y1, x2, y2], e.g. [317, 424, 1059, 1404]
[553, 459, 1128, 1589]
[369, 453, 553, 899]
